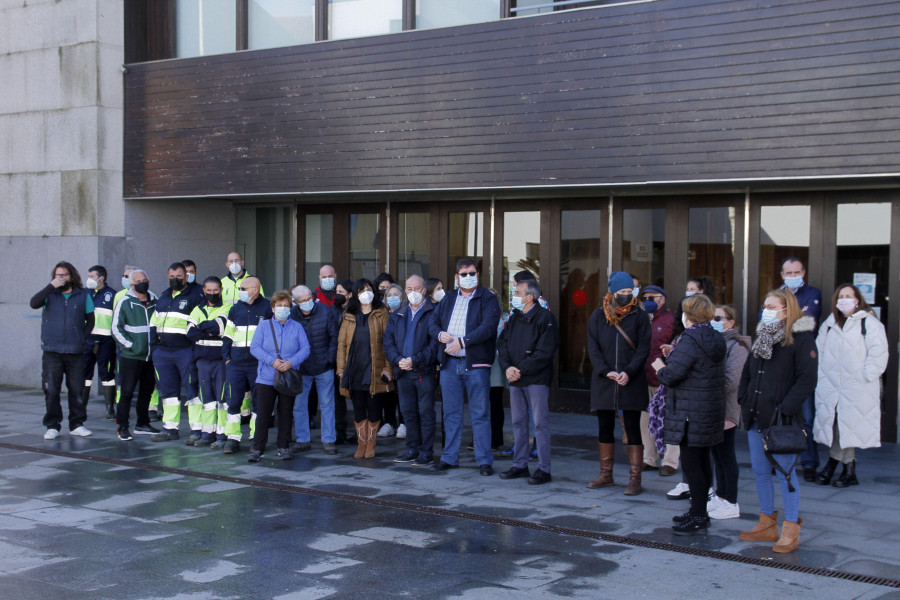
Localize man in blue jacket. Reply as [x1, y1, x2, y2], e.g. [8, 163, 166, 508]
[429, 258, 501, 475]
[30, 261, 95, 440]
[384, 275, 440, 466]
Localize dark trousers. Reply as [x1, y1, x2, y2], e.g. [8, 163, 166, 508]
[376, 390, 402, 428]
[351, 389, 380, 423]
[680, 424, 714, 517]
[711, 427, 739, 504]
[396, 373, 436, 458]
[83, 337, 116, 384]
[308, 383, 318, 420]
[596, 409, 641, 445]
[489, 386, 505, 448]
[117, 356, 155, 430]
[800, 393, 819, 469]
[225, 362, 257, 415]
[333, 373, 348, 438]
[254, 383, 294, 452]
[42, 351, 87, 431]
[154, 346, 193, 399]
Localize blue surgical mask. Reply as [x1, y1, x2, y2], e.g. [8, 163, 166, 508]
[320, 277, 335, 291]
[684, 291, 697, 297]
[761, 308, 781, 325]
[643, 300, 658, 313]
[511, 295, 525, 310]
[238, 290, 251, 303]
[122, 277, 131, 289]
[386, 296, 401, 309]
[273, 306, 291, 321]
[187, 273, 195, 284]
[299, 300, 315, 313]
[710, 319, 725, 333]
[783, 275, 803, 290]
[458, 273, 478, 288]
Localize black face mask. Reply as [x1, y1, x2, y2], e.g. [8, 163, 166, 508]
[169, 278, 185, 291]
[333, 294, 346, 308]
[134, 282, 150, 295]
[206, 293, 222, 305]
[615, 293, 633, 307]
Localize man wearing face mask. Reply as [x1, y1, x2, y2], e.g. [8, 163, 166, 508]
[777, 256, 823, 482]
[148, 262, 201, 442]
[290, 285, 339, 454]
[313, 264, 339, 306]
[429, 258, 502, 475]
[180, 259, 205, 304]
[111, 269, 158, 440]
[185, 276, 231, 447]
[221, 277, 271, 453]
[222, 252, 265, 305]
[30, 261, 95, 440]
[81, 265, 118, 420]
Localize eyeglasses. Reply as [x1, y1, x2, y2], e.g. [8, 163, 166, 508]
[712, 315, 730, 321]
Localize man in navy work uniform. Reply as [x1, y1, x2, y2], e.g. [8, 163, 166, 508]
[82, 264, 118, 420]
[429, 258, 501, 476]
[30, 261, 95, 440]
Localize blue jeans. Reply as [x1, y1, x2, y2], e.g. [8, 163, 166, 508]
[800, 393, 819, 469]
[747, 428, 800, 522]
[439, 358, 492, 466]
[397, 371, 436, 459]
[294, 370, 336, 444]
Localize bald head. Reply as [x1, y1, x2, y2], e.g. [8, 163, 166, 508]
[241, 276, 261, 303]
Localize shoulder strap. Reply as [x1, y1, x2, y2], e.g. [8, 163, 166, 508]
[269, 319, 282, 359]
[861, 316, 867, 337]
[614, 323, 637, 351]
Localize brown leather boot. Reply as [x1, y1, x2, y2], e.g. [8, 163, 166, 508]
[365, 420, 381, 459]
[773, 518, 804, 553]
[739, 511, 779, 542]
[587, 443, 616, 488]
[353, 421, 367, 459]
[624, 445, 643, 495]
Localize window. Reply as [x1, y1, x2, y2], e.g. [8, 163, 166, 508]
[349, 213, 381, 281]
[397, 212, 430, 281]
[759, 205, 809, 302]
[689, 207, 735, 304]
[416, 0, 500, 30]
[623, 209, 665, 289]
[176, 0, 237, 58]
[249, 0, 316, 50]
[503, 211, 541, 306]
[511, 0, 626, 17]
[836, 203, 891, 323]
[447, 211, 485, 287]
[305, 214, 333, 289]
[328, 0, 403, 40]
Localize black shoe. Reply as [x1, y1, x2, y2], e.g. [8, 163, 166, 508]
[672, 514, 710, 535]
[184, 434, 202, 446]
[816, 457, 839, 485]
[223, 440, 240, 454]
[322, 442, 337, 455]
[394, 450, 418, 463]
[642, 463, 659, 472]
[276, 448, 292, 461]
[832, 461, 858, 488]
[412, 455, 433, 466]
[431, 461, 458, 472]
[479, 464, 494, 476]
[133, 424, 161, 435]
[248, 450, 263, 463]
[210, 438, 226, 450]
[117, 427, 133, 441]
[802, 467, 817, 483]
[148, 410, 162, 422]
[499, 466, 531, 480]
[672, 511, 712, 525]
[193, 437, 213, 447]
[290, 441, 311, 453]
[150, 429, 179, 442]
[527, 469, 552, 485]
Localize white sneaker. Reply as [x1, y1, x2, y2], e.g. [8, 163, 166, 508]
[395, 424, 407, 439]
[43, 429, 59, 440]
[377, 423, 395, 438]
[707, 494, 724, 513]
[666, 482, 691, 499]
[70, 426, 93, 437]
[709, 500, 740, 520]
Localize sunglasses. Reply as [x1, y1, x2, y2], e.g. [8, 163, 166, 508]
[712, 315, 732, 322]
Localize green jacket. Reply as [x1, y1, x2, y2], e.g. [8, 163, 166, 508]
[112, 290, 158, 361]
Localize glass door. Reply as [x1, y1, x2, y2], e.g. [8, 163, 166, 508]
[835, 202, 891, 325]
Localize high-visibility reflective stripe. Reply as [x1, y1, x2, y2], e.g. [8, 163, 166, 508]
[124, 325, 150, 333]
[154, 312, 195, 322]
[90, 328, 112, 336]
[195, 340, 224, 347]
[202, 402, 217, 410]
[201, 424, 216, 433]
[226, 413, 242, 423]
[157, 326, 190, 335]
[185, 397, 202, 406]
[94, 308, 113, 316]
[84, 379, 92, 386]
[101, 380, 117, 387]
[232, 341, 252, 347]
[162, 397, 180, 406]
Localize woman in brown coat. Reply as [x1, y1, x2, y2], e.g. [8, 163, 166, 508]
[336, 278, 393, 458]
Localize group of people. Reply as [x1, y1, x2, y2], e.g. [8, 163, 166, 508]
[33, 253, 888, 552]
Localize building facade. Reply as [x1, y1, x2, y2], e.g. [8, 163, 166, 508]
[4, 0, 900, 441]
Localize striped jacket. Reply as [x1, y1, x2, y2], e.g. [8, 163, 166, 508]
[187, 302, 232, 361]
[112, 290, 158, 361]
[89, 285, 117, 338]
[223, 297, 273, 366]
[151, 288, 200, 350]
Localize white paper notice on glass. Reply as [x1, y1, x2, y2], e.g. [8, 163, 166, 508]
[853, 273, 876, 304]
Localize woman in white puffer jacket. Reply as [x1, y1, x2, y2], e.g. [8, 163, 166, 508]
[813, 284, 888, 488]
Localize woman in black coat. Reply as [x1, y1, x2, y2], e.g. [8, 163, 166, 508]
[652, 294, 726, 534]
[586, 271, 651, 495]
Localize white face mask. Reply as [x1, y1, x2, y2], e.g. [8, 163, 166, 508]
[761, 308, 781, 325]
[85, 277, 98, 290]
[299, 300, 315, 313]
[273, 306, 291, 321]
[458, 273, 478, 289]
[407, 291, 423, 306]
[320, 277, 335, 291]
[836, 298, 857, 315]
[238, 290, 251, 303]
[783, 275, 804, 290]
[359, 290, 374, 305]
[433, 289, 445, 302]
[228, 262, 243, 275]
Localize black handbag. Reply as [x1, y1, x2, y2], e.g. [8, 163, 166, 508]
[761, 406, 808, 492]
[269, 319, 304, 397]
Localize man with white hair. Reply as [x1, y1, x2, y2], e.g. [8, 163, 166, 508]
[289, 284, 339, 454]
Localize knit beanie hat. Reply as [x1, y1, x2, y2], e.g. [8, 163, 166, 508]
[608, 271, 634, 294]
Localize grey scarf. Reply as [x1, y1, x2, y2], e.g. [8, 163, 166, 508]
[751, 320, 786, 360]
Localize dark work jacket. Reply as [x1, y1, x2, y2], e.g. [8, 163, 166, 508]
[31, 285, 92, 354]
[587, 305, 651, 411]
[290, 302, 338, 376]
[497, 304, 560, 387]
[657, 325, 727, 447]
[739, 316, 818, 431]
[429, 287, 502, 369]
[383, 301, 439, 378]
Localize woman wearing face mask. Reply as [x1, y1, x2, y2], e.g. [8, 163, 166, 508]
[738, 289, 817, 553]
[332, 280, 353, 312]
[336, 279, 393, 459]
[248, 291, 311, 463]
[426, 277, 445, 304]
[812, 285, 888, 488]
[377, 284, 406, 439]
[586, 271, 651, 495]
[705, 305, 751, 520]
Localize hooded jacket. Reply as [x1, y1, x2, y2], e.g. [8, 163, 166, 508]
[721, 328, 752, 427]
[813, 310, 888, 449]
[739, 315, 818, 431]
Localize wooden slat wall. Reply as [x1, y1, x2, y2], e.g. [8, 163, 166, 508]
[124, 0, 900, 198]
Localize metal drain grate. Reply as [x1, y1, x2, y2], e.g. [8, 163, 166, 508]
[4, 441, 898, 589]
